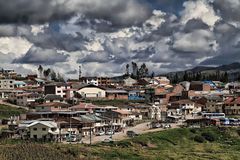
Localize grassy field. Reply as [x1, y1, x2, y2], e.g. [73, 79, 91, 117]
[0, 127, 240, 160]
[0, 104, 27, 119]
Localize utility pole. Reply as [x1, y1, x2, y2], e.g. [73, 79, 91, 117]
[69, 113, 72, 144]
[90, 126, 92, 145]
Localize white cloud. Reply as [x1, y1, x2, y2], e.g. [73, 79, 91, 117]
[0, 37, 32, 56]
[181, 0, 221, 27]
[172, 29, 218, 53]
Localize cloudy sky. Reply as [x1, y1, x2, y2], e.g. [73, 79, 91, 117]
[0, 0, 239, 78]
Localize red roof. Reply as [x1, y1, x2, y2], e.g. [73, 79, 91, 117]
[113, 109, 132, 115]
[70, 103, 97, 109]
[225, 97, 240, 105]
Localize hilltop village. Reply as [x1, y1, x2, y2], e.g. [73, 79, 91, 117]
[0, 66, 240, 143]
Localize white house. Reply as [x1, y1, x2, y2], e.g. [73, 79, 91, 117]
[0, 79, 15, 90]
[25, 120, 59, 140]
[77, 84, 106, 98]
[123, 77, 137, 86]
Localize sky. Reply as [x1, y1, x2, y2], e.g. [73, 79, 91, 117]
[0, 0, 239, 78]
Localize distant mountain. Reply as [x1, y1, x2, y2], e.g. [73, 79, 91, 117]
[164, 62, 240, 82]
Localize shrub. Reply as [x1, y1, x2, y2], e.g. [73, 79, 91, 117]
[194, 135, 205, 143]
[202, 132, 215, 142]
[190, 128, 197, 133]
[236, 129, 240, 136]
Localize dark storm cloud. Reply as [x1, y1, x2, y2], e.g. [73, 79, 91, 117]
[25, 23, 88, 52]
[2, 0, 240, 77]
[0, 0, 151, 27]
[132, 46, 156, 60]
[213, 0, 240, 23]
[183, 18, 209, 33]
[13, 46, 69, 65]
[77, 51, 112, 63]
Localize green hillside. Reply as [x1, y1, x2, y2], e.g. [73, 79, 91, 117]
[0, 127, 240, 160]
[0, 104, 27, 119]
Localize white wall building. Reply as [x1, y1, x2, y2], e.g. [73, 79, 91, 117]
[77, 84, 106, 98]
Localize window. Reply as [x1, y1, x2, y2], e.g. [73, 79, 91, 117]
[33, 128, 37, 131]
[57, 91, 61, 93]
[42, 128, 46, 131]
[33, 135, 37, 139]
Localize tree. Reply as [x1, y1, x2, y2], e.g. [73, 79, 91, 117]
[57, 73, 65, 82]
[183, 71, 188, 81]
[139, 63, 148, 78]
[126, 64, 130, 75]
[38, 65, 43, 78]
[223, 72, 228, 82]
[131, 62, 138, 78]
[50, 70, 57, 81]
[151, 72, 155, 79]
[43, 68, 51, 80]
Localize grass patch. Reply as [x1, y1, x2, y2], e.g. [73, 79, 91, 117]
[1, 127, 240, 159]
[0, 104, 27, 119]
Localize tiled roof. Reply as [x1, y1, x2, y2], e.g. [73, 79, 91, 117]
[44, 94, 63, 100]
[225, 97, 240, 104]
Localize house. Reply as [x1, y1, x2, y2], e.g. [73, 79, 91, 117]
[44, 82, 71, 98]
[97, 77, 111, 86]
[34, 102, 70, 112]
[14, 81, 27, 88]
[79, 77, 98, 86]
[200, 95, 224, 113]
[102, 110, 135, 130]
[44, 94, 64, 103]
[189, 81, 211, 92]
[168, 99, 202, 118]
[19, 120, 60, 141]
[8, 92, 40, 106]
[128, 90, 145, 100]
[0, 79, 15, 90]
[0, 69, 17, 79]
[69, 103, 98, 113]
[106, 89, 128, 100]
[151, 76, 170, 86]
[123, 77, 137, 86]
[224, 97, 240, 115]
[77, 84, 106, 98]
[26, 111, 89, 121]
[34, 78, 45, 86]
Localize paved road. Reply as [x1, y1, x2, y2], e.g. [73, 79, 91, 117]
[81, 122, 180, 144]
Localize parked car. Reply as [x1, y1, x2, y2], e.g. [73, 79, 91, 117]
[96, 131, 105, 136]
[126, 131, 139, 137]
[163, 124, 171, 129]
[66, 134, 77, 142]
[106, 130, 114, 135]
[155, 123, 162, 128]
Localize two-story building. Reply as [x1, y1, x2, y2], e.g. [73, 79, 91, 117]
[44, 82, 71, 98]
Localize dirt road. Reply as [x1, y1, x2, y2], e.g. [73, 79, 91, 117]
[82, 122, 180, 144]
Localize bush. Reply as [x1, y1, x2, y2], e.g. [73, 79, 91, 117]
[202, 132, 215, 142]
[190, 128, 197, 133]
[194, 135, 205, 143]
[236, 129, 240, 136]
